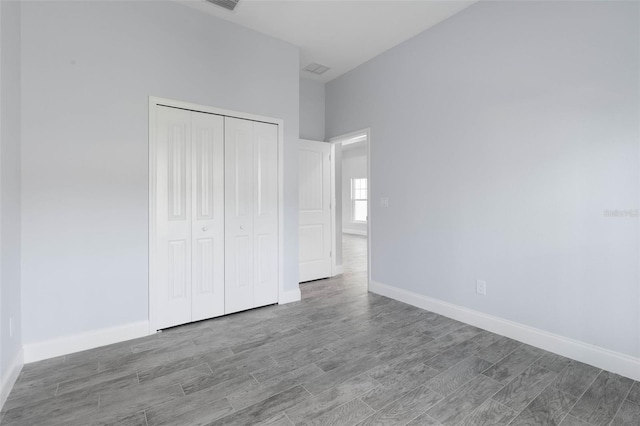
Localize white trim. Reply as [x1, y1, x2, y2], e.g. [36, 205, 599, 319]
[328, 129, 372, 287]
[0, 349, 23, 410]
[370, 280, 640, 381]
[23, 321, 150, 364]
[278, 287, 301, 305]
[329, 142, 337, 277]
[343, 229, 367, 237]
[148, 96, 285, 333]
[334, 265, 344, 275]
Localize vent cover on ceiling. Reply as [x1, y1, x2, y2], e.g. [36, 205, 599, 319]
[205, 0, 239, 12]
[303, 63, 331, 75]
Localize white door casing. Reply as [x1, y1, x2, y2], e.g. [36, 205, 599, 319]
[298, 139, 332, 282]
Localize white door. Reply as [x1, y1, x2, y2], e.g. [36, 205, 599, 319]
[225, 117, 279, 314]
[298, 139, 332, 282]
[253, 122, 279, 307]
[155, 106, 225, 329]
[156, 106, 193, 329]
[191, 111, 225, 321]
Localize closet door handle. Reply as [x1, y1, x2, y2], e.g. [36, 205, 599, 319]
[202, 227, 208, 231]
[240, 225, 245, 230]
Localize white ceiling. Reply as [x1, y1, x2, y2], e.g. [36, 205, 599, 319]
[182, 0, 477, 83]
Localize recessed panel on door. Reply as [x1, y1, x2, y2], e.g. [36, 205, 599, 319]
[191, 112, 225, 321]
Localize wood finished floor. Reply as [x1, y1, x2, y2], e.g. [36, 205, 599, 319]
[2, 235, 638, 425]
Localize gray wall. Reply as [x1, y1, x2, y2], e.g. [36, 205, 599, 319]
[342, 144, 368, 235]
[326, 1, 639, 357]
[1, 0, 23, 383]
[299, 78, 325, 141]
[21, 1, 299, 344]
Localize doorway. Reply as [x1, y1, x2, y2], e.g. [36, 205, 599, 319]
[330, 130, 371, 286]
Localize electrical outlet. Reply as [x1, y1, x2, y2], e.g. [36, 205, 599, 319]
[476, 280, 487, 296]
[9, 317, 13, 337]
[380, 197, 389, 208]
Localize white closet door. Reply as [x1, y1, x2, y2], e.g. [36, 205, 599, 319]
[253, 122, 279, 307]
[156, 106, 193, 329]
[224, 117, 255, 314]
[191, 112, 225, 321]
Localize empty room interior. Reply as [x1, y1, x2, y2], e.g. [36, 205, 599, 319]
[0, 0, 639, 425]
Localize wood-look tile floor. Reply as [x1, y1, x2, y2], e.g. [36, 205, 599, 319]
[2, 235, 638, 425]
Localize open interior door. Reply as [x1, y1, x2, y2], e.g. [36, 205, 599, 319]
[298, 139, 332, 282]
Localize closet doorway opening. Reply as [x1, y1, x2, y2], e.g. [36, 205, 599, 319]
[148, 97, 285, 333]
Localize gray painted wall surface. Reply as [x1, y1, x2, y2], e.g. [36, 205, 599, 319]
[21, 1, 299, 344]
[326, 1, 639, 357]
[1, 0, 23, 381]
[299, 78, 325, 141]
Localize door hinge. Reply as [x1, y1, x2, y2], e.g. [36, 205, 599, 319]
[330, 250, 332, 257]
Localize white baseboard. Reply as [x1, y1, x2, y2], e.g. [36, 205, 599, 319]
[370, 280, 640, 381]
[0, 348, 24, 410]
[343, 229, 367, 236]
[333, 264, 344, 276]
[23, 321, 150, 364]
[279, 287, 301, 304]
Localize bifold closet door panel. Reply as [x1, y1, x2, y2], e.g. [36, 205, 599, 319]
[191, 112, 225, 321]
[253, 122, 279, 307]
[156, 106, 193, 329]
[224, 117, 256, 314]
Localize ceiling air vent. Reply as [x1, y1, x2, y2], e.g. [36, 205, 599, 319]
[205, 0, 240, 12]
[303, 63, 331, 76]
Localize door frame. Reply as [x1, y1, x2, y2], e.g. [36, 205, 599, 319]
[148, 96, 285, 333]
[328, 128, 371, 289]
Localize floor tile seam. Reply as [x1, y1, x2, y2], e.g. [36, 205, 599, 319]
[402, 410, 433, 426]
[480, 351, 544, 386]
[561, 369, 603, 425]
[382, 381, 432, 409]
[480, 343, 525, 374]
[282, 411, 296, 425]
[426, 370, 490, 398]
[429, 353, 493, 378]
[456, 399, 514, 426]
[624, 389, 640, 406]
[228, 382, 306, 413]
[605, 382, 635, 426]
[569, 368, 603, 400]
[489, 370, 556, 420]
